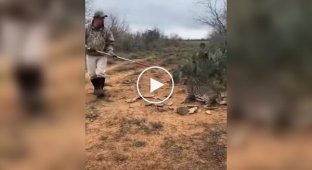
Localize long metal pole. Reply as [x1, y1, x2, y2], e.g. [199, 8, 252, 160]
[85, 46, 151, 67]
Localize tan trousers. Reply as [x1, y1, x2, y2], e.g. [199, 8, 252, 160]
[86, 55, 107, 79]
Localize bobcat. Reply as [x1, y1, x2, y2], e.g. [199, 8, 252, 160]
[183, 78, 219, 106]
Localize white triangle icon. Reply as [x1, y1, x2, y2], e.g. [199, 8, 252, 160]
[150, 78, 164, 93]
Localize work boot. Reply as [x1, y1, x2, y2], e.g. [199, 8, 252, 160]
[14, 66, 46, 116]
[91, 78, 98, 95]
[96, 77, 105, 98]
[91, 77, 105, 98]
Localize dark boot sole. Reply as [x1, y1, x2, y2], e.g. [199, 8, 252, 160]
[95, 89, 105, 98]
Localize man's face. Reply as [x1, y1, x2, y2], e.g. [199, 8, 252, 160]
[92, 17, 104, 28]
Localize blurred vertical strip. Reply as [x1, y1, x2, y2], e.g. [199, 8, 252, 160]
[228, 0, 312, 169]
[0, 0, 85, 169]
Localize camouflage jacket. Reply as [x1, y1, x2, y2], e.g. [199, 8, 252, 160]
[85, 24, 115, 56]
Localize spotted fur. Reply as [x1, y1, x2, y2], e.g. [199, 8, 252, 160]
[184, 79, 219, 106]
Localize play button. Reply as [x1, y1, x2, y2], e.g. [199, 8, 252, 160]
[150, 78, 164, 93]
[137, 66, 174, 104]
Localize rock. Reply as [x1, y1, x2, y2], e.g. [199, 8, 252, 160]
[126, 96, 141, 103]
[145, 102, 153, 106]
[157, 107, 168, 112]
[155, 103, 164, 107]
[204, 106, 218, 110]
[119, 96, 126, 99]
[187, 104, 200, 108]
[169, 106, 177, 111]
[176, 107, 189, 115]
[166, 101, 173, 106]
[156, 97, 163, 100]
[188, 107, 198, 114]
[206, 110, 212, 115]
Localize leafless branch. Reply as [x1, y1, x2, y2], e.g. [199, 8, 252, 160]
[85, 0, 94, 23]
[107, 14, 129, 39]
[196, 0, 227, 34]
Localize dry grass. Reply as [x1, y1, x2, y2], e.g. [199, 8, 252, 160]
[85, 41, 227, 170]
[85, 104, 99, 122]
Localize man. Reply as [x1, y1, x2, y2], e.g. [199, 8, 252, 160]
[198, 43, 209, 60]
[85, 10, 115, 98]
[0, 0, 56, 115]
[191, 43, 209, 75]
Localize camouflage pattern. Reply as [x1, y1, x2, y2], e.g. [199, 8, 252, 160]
[85, 24, 115, 56]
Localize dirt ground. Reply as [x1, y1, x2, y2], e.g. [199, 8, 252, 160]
[85, 45, 227, 170]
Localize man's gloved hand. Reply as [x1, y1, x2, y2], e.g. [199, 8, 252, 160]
[86, 47, 102, 56]
[107, 50, 117, 58]
[87, 48, 97, 53]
